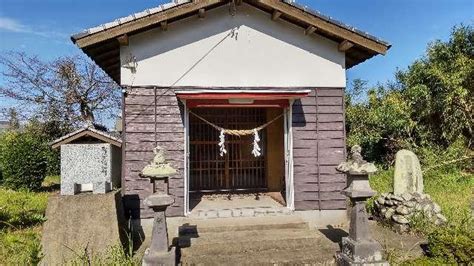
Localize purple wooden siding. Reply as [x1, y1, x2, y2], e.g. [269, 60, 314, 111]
[124, 87, 185, 218]
[123, 87, 347, 219]
[292, 88, 347, 211]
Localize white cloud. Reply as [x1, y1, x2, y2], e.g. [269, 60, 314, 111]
[0, 16, 66, 39]
[0, 17, 29, 33]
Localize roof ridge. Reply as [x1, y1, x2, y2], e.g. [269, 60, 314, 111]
[71, 0, 390, 47]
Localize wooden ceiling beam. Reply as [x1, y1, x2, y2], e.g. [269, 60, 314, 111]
[160, 21, 168, 31]
[198, 8, 206, 19]
[272, 10, 282, 21]
[94, 49, 119, 61]
[304, 26, 317, 35]
[117, 34, 129, 46]
[338, 40, 354, 52]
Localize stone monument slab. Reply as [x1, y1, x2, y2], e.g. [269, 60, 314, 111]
[394, 150, 423, 195]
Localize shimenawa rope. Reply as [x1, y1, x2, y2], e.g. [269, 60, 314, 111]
[189, 111, 283, 157]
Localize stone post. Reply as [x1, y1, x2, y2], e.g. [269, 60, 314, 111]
[140, 146, 177, 266]
[335, 145, 388, 266]
[141, 175, 175, 266]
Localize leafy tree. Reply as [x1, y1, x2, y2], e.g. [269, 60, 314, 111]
[7, 108, 20, 130]
[346, 82, 414, 163]
[396, 25, 473, 147]
[346, 25, 473, 164]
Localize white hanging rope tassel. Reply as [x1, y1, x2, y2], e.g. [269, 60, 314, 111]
[218, 129, 227, 157]
[251, 129, 262, 157]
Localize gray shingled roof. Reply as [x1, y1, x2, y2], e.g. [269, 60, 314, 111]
[282, 0, 390, 47]
[71, 0, 389, 47]
[71, 0, 191, 41]
[51, 126, 122, 148]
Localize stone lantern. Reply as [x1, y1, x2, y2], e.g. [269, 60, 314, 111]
[140, 146, 177, 266]
[335, 145, 388, 266]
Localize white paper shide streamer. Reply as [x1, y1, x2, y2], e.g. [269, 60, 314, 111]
[218, 129, 227, 156]
[251, 129, 261, 157]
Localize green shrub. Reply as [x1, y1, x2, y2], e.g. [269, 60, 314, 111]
[427, 221, 474, 264]
[0, 131, 49, 191]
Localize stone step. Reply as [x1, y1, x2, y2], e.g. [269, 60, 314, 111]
[180, 246, 336, 265]
[178, 216, 308, 235]
[179, 231, 325, 256]
[189, 206, 292, 219]
[180, 228, 318, 246]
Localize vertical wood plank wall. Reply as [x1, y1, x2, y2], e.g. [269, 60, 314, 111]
[124, 87, 185, 218]
[292, 88, 347, 210]
[124, 87, 347, 219]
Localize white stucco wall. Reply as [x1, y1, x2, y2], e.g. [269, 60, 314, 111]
[120, 3, 346, 88]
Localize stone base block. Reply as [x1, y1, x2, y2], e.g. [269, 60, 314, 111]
[335, 251, 389, 266]
[93, 181, 111, 194]
[142, 246, 176, 266]
[40, 190, 127, 265]
[336, 237, 388, 266]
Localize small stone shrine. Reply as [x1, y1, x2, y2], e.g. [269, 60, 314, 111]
[335, 145, 388, 266]
[374, 150, 446, 232]
[51, 126, 122, 195]
[140, 146, 177, 266]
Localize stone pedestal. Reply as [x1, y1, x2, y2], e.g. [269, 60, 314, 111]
[141, 176, 176, 266]
[335, 146, 388, 266]
[336, 200, 387, 266]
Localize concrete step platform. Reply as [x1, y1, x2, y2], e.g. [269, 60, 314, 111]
[179, 221, 309, 236]
[181, 247, 336, 265]
[189, 206, 292, 219]
[176, 217, 339, 265]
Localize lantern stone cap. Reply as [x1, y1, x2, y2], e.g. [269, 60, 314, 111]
[141, 146, 177, 178]
[342, 189, 376, 199]
[144, 194, 174, 208]
[337, 145, 377, 174]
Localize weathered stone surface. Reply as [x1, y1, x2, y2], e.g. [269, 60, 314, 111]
[393, 215, 409, 224]
[40, 191, 127, 265]
[422, 203, 432, 214]
[396, 205, 410, 215]
[60, 143, 121, 195]
[144, 194, 175, 208]
[384, 208, 395, 220]
[141, 146, 177, 178]
[401, 192, 413, 201]
[377, 197, 385, 205]
[390, 195, 404, 202]
[336, 145, 378, 175]
[375, 191, 447, 232]
[436, 213, 447, 223]
[394, 150, 423, 195]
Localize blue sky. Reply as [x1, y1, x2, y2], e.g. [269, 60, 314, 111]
[0, 0, 472, 118]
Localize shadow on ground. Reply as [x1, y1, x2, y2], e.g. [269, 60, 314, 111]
[318, 225, 348, 244]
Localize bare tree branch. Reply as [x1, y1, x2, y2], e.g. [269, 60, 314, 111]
[0, 51, 120, 127]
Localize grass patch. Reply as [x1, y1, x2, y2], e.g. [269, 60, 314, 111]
[369, 167, 472, 230]
[0, 188, 49, 229]
[42, 175, 60, 190]
[0, 176, 55, 264]
[369, 165, 473, 264]
[0, 227, 43, 265]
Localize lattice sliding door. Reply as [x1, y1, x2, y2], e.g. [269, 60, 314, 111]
[189, 108, 267, 193]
